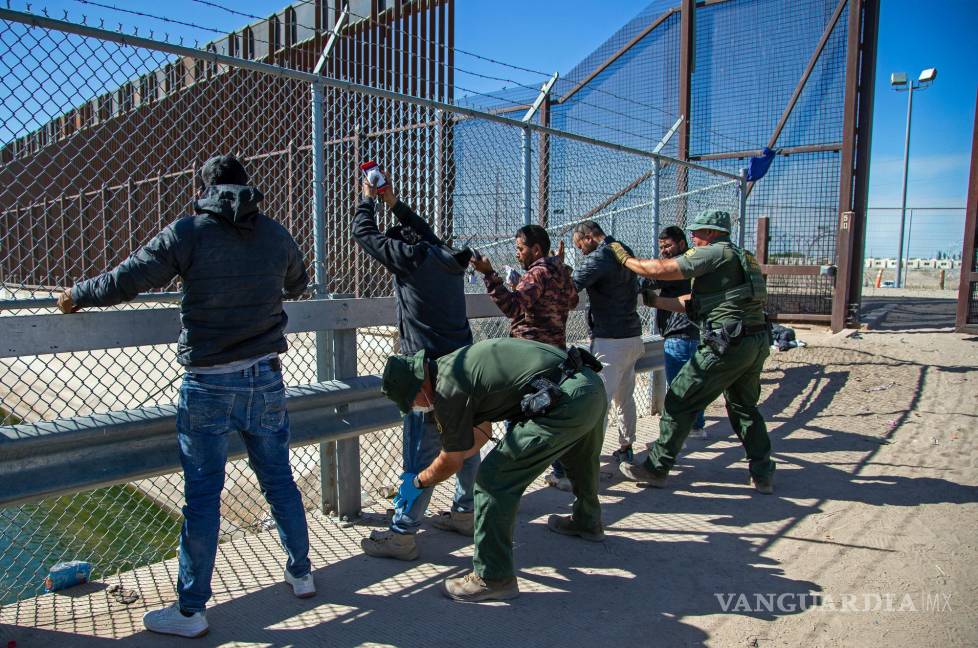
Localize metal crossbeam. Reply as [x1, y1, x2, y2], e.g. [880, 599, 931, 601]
[522, 73, 559, 123]
[0, 8, 742, 181]
[313, 4, 349, 76]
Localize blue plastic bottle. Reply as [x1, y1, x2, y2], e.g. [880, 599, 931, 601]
[43, 561, 92, 592]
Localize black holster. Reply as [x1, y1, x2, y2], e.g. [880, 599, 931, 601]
[703, 320, 743, 356]
[520, 377, 563, 418]
[519, 346, 601, 419]
[562, 345, 602, 378]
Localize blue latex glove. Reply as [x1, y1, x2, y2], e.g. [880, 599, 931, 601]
[392, 471, 424, 513]
[746, 147, 777, 182]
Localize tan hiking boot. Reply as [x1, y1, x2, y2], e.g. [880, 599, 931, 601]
[546, 514, 605, 542]
[618, 460, 668, 488]
[360, 529, 419, 561]
[443, 571, 519, 603]
[431, 510, 475, 537]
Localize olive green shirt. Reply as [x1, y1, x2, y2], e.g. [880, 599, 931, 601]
[675, 238, 766, 326]
[431, 338, 567, 452]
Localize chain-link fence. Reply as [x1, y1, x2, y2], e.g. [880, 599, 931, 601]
[0, 9, 742, 610]
[462, 0, 865, 320]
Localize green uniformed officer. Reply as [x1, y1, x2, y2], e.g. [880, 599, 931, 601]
[380, 337, 608, 602]
[608, 209, 776, 493]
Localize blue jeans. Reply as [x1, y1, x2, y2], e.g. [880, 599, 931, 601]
[175, 359, 310, 612]
[390, 411, 480, 534]
[663, 336, 706, 429]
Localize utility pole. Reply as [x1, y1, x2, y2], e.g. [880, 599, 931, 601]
[891, 68, 937, 288]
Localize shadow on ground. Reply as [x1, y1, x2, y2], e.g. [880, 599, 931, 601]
[861, 295, 958, 331]
[4, 339, 977, 648]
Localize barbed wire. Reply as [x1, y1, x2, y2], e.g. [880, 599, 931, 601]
[243, 0, 757, 150]
[289, 0, 557, 79]
[453, 84, 661, 146]
[65, 0, 677, 146]
[50, 0, 756, 151]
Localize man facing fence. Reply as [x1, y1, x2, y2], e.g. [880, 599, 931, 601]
[642, 226, 707, 438]
[470, 224, 579, 491]
[57, 155, 314, 638]
[571, 221, 645, 465]
[352, 170, 481, 560]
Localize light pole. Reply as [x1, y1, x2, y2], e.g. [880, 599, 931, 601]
[890, 68, 937, 288]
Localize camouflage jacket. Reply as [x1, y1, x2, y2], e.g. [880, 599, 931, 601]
[484, 255, 579, 349]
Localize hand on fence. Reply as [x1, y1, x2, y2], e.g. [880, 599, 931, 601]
[392, 472, 425, 513]
[57, 289, 80, 314]
[470, 250, 493, 275]
[554, 240, 565, 263]
[608, 242, 633, 265]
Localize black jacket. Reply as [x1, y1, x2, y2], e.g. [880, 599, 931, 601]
[643, 277, 699, 339]
[72, 184, 309, 366]
[352, 198, 472, 358]
[572, 237, 642, 339]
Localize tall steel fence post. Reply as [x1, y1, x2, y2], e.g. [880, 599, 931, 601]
[312, 80, 339, 515]
[738, 168, 749, 249]
[650, 159, 667, 415]
[522, 127, 533, 226]
[312, 79, 361, 520]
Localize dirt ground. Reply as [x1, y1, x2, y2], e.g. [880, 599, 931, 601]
[2, 295, 976, 647]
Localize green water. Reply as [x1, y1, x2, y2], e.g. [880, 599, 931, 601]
[0, 482, 182, 604]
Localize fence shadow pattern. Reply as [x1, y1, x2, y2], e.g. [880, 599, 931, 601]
[0, 12, 741, 609]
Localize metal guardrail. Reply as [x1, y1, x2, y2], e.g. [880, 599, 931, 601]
[0, 336, 663, 510]
[0, 377, 398, 509]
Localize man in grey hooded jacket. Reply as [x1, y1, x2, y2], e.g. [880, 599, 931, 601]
[57, 155, 314, 638]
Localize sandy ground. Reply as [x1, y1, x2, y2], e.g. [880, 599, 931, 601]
[2, 296, 977, 647]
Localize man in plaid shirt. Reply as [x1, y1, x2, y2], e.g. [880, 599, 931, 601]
[471, 224, 579, 489]
[472, 225, 578, 349]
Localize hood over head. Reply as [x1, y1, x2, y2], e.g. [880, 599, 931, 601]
[193, 184, 264, 230]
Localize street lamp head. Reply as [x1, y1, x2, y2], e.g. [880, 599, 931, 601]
[918, 68, 937, 84]
[890, 71, 908, 88]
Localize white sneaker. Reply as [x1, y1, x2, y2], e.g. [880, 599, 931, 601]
[143, 603, 208, 638]
[689, 427, 708, 439]
[544, 471, 573, 492]
[284, 569, 316, 598]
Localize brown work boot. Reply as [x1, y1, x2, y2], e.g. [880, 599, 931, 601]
[360, 529, 419, 561]
[618, 459, 668, 488]
[431, 510, 475, 537]
[546, 514, 605, 542]
[443, 571, 519, 603]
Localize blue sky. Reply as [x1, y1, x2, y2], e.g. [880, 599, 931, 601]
[470, 0, 978, 202]
[8, 0, 977, 256]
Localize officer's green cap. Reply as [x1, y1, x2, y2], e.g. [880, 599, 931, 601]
[689, 209, 731, 234]
[382, 349, 427, 414]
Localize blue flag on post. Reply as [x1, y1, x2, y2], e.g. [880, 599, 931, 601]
[746, 147, 776, 182]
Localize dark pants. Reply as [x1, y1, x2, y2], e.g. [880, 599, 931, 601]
[473, 368, 608, 581]
[648, 333, 775, 481]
